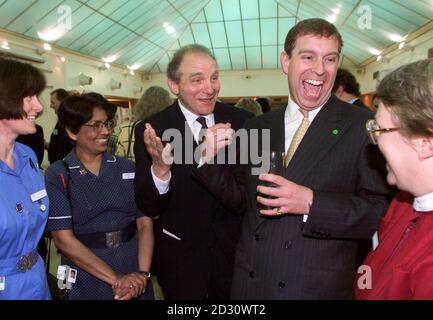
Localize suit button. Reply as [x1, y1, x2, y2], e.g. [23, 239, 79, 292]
[249, 271, 255, 278]
[254, 234, 261, 241]
[284, 241, 292, 249]
[278, 281, 285, 288]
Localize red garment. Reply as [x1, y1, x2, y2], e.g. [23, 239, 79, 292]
[355, 192, 433, 300]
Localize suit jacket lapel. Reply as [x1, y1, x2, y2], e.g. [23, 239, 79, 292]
[285, 95, 351, 183]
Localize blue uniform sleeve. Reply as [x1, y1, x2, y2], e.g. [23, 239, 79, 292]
[45, 162, 74, 231]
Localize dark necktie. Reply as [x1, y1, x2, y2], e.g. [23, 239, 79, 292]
[196, 117, 208, 143]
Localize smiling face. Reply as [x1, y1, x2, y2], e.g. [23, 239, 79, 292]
[375, 103, 420, 193]
[281, 34, 340, 111]
[4, 95, 43, 138]
[67, 107, 111, 156]
[167, 52, 220, 116]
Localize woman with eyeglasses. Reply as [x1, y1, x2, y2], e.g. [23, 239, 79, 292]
[45, 94, 154, 300]
[355, 58, 433, 300]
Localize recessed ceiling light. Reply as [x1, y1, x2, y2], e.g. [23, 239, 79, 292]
[102, 55, 117, 63]
[37, 28, 65, 42]
[327, 15, 337, 23]
[369, 48, 382, 55]
[43, 43, 52, 51]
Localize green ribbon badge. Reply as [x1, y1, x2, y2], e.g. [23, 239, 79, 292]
[332, 129, 339, 135]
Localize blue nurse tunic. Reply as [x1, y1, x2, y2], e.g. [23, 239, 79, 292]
[45, 150, 153, 300]
[0, 143, 50, 300]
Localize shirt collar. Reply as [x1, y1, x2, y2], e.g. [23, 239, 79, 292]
[413, 192, 433, 212]
[285, 96, 326, 122]
[178, 99, 214, 126]
[349, 98, 358, 104]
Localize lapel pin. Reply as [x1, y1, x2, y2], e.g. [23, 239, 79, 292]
[332, 129, 339, 135]
[79, 168, 87, 176]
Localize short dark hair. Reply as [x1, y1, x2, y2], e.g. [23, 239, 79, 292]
[376, 58, 433, 137]
[0, 58, 46, 120]
[82, 92, 117, 120]
[50, 88, 69, 101]
[58, 94, 115, 134]
[256, 97, 271, 113]
[284, 18, 343, 57]
[167, 44, 217, 83]
[332, 68, 361, 96]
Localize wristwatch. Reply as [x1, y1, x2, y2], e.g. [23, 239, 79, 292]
[138, 270, 151, 278]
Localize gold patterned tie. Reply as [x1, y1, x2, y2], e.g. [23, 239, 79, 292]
[284, 109, 309, 167]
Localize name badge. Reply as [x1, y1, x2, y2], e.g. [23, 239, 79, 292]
[30, 189, 47, 202]
[372, 231, 379, 251]
[0, 276, 5, 291]
[122, 172, 135, 180]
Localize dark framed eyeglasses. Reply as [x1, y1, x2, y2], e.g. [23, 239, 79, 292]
[83, 120, 115, 132]
[366, 119, 399, 145]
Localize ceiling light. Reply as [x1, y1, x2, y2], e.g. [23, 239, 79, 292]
[398, 42, 405, 50]
[376, 55, 382, 62]
[43, 43, 52, 51]
[60, 56, 66, 62]
[1, 41, 10, 50]
[163, 22, 176, 34]
[326, 15, 337, 23]
[129, 70, 135, 76]
[369, 48, 382, 56]
[388, 33, 406, 43]
[37, 27, 65, 42]
[331, 8, 340, 15]
[102, 55, 117, 63]
[127, 64, 140, 71]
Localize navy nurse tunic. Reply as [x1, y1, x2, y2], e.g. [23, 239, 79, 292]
[0, 143, 50, 300]
[45, 150, 153, 300]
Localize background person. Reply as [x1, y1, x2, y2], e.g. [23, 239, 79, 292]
[115, 86, 172, 161]
[235, 97, 263, 116]
[355, 58, 433, 300]
[0, 57, 50, 300]
[45, 94, 154, 300]
[333, 68, 369, 110]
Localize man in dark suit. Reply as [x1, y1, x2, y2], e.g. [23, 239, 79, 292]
[134, 44, 252, 299]
[48, 88, 73, 164]
[231, 18, 391, 299]
[333, 68, 370, 110]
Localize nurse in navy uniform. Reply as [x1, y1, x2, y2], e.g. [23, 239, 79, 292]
[45, 94, 154, 300]
[0, 57, 50, 300]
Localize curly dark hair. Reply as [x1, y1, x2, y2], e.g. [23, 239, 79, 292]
[58, 94, 115, 134]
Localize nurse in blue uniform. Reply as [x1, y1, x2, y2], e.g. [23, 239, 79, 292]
[45, 94, 154, 300]
[0, 57, 50, 300]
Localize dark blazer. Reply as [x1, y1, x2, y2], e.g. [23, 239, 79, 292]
[134, 101, 252, 299]
[231, 95, 391, 299]
[48, 121, 73, 164]
[352, 98, 369, 110]
[17, 124, 44, 166]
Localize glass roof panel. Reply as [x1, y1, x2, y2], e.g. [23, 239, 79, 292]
[260, 18, 277, 46]
[208, 22, 227, 48]
[225, 20, 244, 47]
[240, 0, 258, 20]
[243, 20, 260, 46]
[245, 46, 261, 69]
[191, 22, 212, 48]
[259, 0, 277, 18]
[204, 0, 222, 22]
[230, 47, 247, 70]
[0, 0, 35, 28]
[178, 26, 196, 47]
[221, 0, 241, 21]
[213, 47, 231, 70]
[262, 45, 278, 69]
